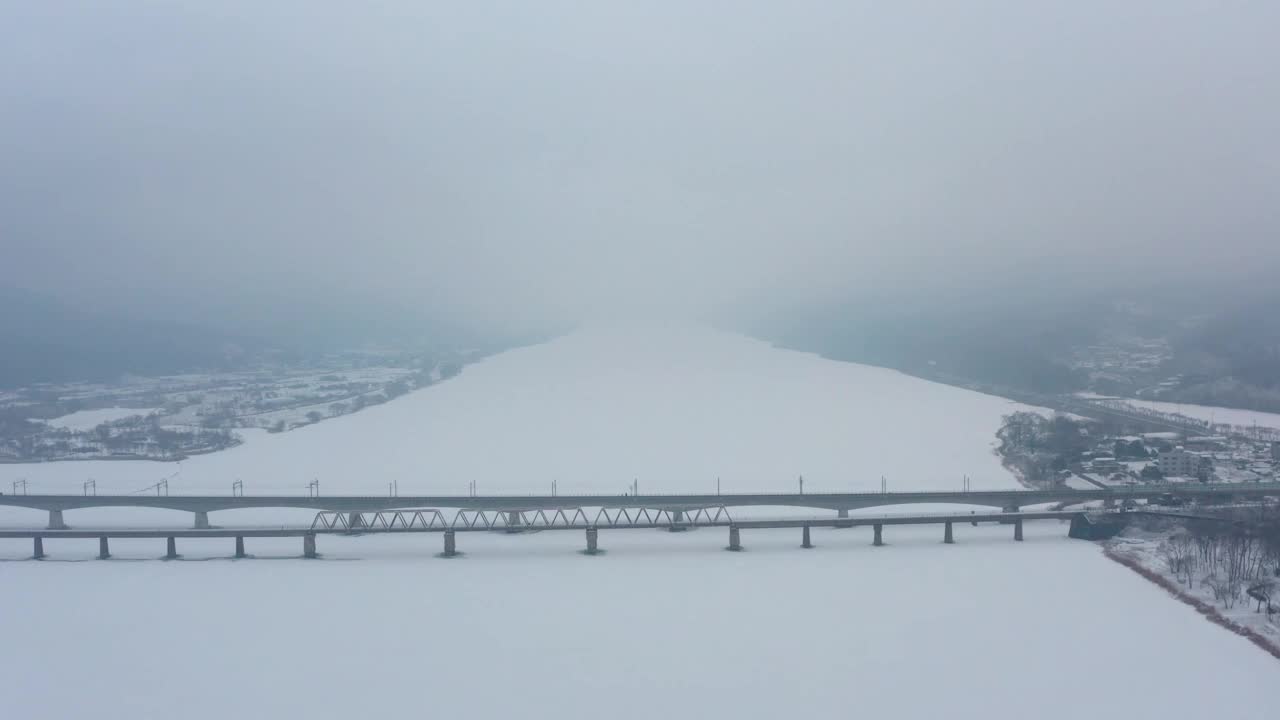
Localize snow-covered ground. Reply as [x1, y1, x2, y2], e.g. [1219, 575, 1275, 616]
[0, 327, 1030, 501]
[1109, 529, 1280, 648]
[2, 327, 1278, 718]
[1127, 399, 1280, 433]
[1077, 393, 1280, 432]
[38, 407, 157, 430]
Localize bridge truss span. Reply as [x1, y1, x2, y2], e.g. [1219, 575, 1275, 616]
[312, 509, 450, 532]
[593, 505, 731, 527]
[310, 505, 736, 533]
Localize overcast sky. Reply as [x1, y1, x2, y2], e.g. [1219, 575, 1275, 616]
[3, 1, 1278, 333]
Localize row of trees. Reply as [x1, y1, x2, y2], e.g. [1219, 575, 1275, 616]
[997, 412, 1093, 486]
[1, 415, 238, 461]
[1158, 512, 1280, 612]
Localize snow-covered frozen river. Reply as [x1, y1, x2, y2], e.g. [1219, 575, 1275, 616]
[3, 327, 1277, 718]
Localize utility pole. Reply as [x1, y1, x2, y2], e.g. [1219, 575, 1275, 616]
[83, 479, 96, 496]
[12, 478, 27, 495]
[232, 479, 243, 497]
[717, 477, 721, 496]
[881, 476, 887, 493]
[307, 479, 319, 498]
[799, 475, 804, 495]
[552, 479, 557, 497]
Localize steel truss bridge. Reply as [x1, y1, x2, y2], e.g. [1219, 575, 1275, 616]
[311, 505, 735, 532]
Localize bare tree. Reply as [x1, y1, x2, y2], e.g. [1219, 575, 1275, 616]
[1206, 574, 1241, 609]
[1247, 580, 1274, 614]
[1159, 533, 1198, 587]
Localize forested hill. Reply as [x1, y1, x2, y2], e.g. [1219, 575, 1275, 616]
[0, 288, 246, 387]
[1164, 291, 1280, 411]
[0, 287, 513, 388]
[743, 287, 1280, 411]
[746, 295, 1098, 394]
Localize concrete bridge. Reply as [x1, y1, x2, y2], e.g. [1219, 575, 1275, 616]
[2, 482, 1277, 530]
[3, 508, 1087, 560]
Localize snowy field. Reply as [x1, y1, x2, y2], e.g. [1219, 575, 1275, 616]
[1127, 399, 1280, 432]
[0, 326, 1030, 502]
[38, 406, 157, 430]
[4, 525, 1279, 719]
[2, 327, 1277, 718]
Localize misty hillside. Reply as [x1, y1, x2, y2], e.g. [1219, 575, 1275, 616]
[0, 288, 509, 387]
[0, 288, 247, 386]
[751, 294, 1097, 394]
[1162, 292, 1280, 410]
[751, 288, 1280, 412]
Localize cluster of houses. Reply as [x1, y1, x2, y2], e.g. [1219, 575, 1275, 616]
[1063, 434, 1280, 490]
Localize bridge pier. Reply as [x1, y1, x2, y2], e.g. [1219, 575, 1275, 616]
[346, 512, 365, 530]
[234, 536, 247, 558]
[944, 522, 954, 544]
[442, 530, 457, 557]
[505, 511, 523, 533]
[193, 511, 210, 530]
[303, 533, 317, 559]
[668, 509, 690, 532]
[33, 536, 44, 560]
[802, 525, 813, 548]
[727, 525, 742, 551]
[47, 509, 67, 530]
[98, 536, 110, 560]
[1014, 519, 1024, 542]
[836, 508, 851, 528]
[873, 524, 884, 546]
[998, 504, 1020, 525]
[165, 536, 178, 560]
[585, 527, 599, 554]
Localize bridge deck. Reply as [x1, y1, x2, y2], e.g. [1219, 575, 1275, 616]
[0, 509, 1081, 539]
[1, 482, 1276, 515]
